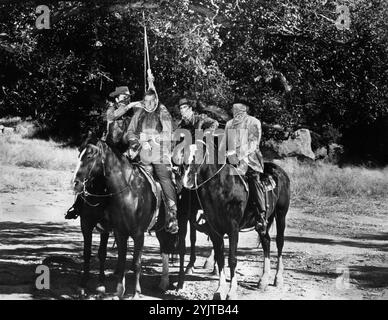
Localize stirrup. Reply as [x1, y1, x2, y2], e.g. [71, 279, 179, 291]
[165, 219, 179, 234]
[255, 211, 267, 233]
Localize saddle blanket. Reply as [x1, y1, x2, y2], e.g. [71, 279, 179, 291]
[133, 164, 162, 232]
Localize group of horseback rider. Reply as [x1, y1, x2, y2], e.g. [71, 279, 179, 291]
[65, 73, 269, 236]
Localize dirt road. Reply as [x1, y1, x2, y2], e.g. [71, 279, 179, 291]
[0, 190, 387, 300]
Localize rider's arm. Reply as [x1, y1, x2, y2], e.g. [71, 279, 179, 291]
[123, 109, 142, 148]
[219, 120, 231, 162]
[246, 118, 262, 155]
[108, 101, 142, 121]
[157, 104, 173, 144]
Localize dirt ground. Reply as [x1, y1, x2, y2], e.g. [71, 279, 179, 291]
[0, 189, 387, 300]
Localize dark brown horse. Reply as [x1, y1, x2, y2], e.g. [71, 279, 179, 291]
[179, 139, 290, 299]
[72, 140, 177, 298]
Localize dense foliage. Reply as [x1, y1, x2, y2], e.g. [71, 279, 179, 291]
[0, 0, 387, 164]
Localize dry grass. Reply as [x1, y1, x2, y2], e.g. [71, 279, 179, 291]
[0, 134, 77, 192]
[275, 158, 388, 201]
[0, 165, 73, 192]
[1, 132, 387, 200]
[0, 134, 77, 171]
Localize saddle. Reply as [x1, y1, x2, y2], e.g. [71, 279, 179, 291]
[132, 163, 162, 232]
[129, 161, 181, 232]
[229, 165, 277, 193]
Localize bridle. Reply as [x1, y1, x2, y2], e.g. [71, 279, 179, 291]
[184, 139, 227, 191]
[75, 141, 132, 205]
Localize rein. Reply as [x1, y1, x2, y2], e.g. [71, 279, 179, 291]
[185, 139, 227, 239]
[186, 139, 226, 191]
[78, 141, 133, 202]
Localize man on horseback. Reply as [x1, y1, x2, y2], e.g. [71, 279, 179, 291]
[223, 100, 268, 233]
[65, 86, 134, 221]
[174, 97, 219, 234]
[123, 84, 179, 234]
[176, 98, 219, 136]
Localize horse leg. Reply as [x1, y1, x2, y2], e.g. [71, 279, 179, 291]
[274, 213, 286, 287]
[114, 233, 128, 299]
[80, 217, 93, 292]
[258, 230, 271, 291]
[132, 233, 144, 299]
[185, 217, 197, 275]
[204, 248, 218, 275]
[211, 234, 227, 300]
[96, 232, 109, 294]
[226, 227, 239, 300]
[178, 208, 189, 289]
[159, 253, 170, 292]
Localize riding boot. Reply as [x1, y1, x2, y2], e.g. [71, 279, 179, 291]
[247, 171, 268, 234]
[65, 194, 83, 219]
[152, 164, 179, 234]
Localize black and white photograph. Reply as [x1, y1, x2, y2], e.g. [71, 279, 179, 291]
[0, 0, 387, 302]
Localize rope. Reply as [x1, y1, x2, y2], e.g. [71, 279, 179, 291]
[142, 11, 159, 109]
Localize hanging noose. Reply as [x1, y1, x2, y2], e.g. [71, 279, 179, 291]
[142, 11, 159, 109]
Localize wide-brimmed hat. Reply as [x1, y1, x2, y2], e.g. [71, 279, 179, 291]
[232, 98, 254, 112]
[178, 98, 191, 108]
[109, 86, 130, 98]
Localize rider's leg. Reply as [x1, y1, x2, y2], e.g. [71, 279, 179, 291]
[247, 168, 267, 233]
[65, 194, 83, 219]
[153, 163, 179, 234]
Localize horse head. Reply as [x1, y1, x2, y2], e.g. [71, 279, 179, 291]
[182, 137, 216, 189]
[72, 141, 106, 194]
[181, 131, 226, 190]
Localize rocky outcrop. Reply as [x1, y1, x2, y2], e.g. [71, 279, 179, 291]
[262, 128, 315, 160]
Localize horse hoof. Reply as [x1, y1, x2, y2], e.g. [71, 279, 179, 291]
[158, 277, 170, 292]
[176, 282, 185, 291]
[96, 285, 106, 294]
[274, 276, 284, 288]
[258, 279, 269, 291]
[226, 293, 237, 300]
[213, 291, 226, 300]
[132, 293, 141, 300]
[115, 283, 125, 299]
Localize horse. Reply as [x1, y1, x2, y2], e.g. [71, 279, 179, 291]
[179, 138, 290, 299]
[72, 139, 178, 298]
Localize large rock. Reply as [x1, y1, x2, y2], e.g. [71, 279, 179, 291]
[263, 128, 315, 160]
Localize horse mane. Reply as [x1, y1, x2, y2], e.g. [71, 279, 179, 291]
[96, 139, 129, 165]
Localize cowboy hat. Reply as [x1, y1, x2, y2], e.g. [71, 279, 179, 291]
[178, 98, 191, 108]
[109, 86, 130, 98]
